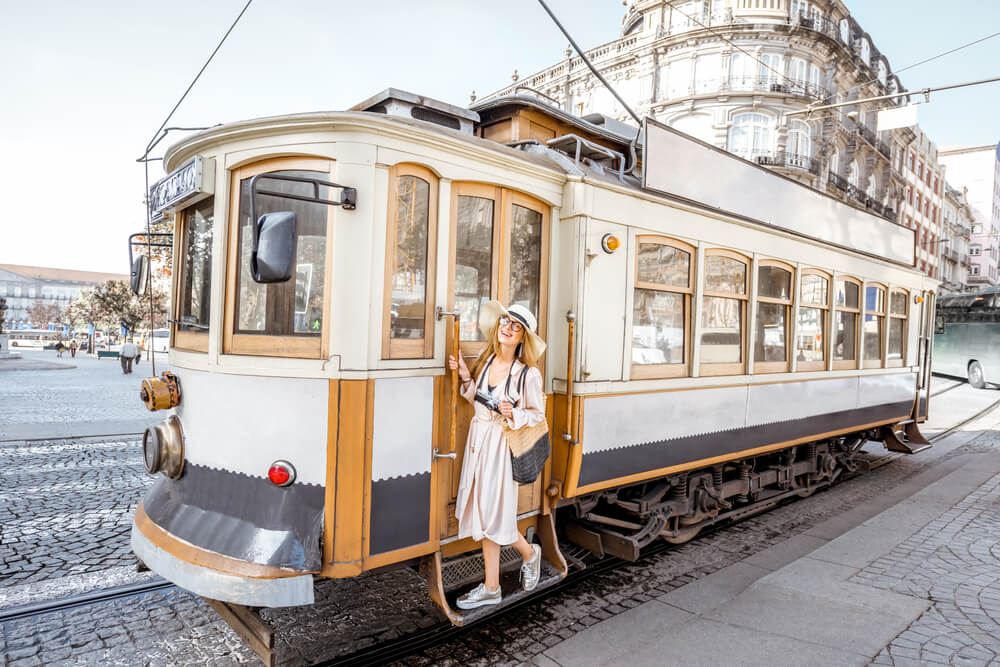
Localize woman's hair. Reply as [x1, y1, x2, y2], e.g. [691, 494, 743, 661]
[469, 317, 539, 380]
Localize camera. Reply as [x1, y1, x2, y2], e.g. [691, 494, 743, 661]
[474, 389, 502, 413]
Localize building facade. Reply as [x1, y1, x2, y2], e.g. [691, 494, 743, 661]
[940, 184, 975, 292]
[482, 0, 949, 278]
[938, 143, 1000, 287]
[898, 127, 945, 280]
[0, 264, 128, 328]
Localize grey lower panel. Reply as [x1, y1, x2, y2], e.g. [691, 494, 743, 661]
[131, 522, 314, 608]
[578, 400, 913, 487]
[142, 463, 324, 571]
[369, 472, 431, 555]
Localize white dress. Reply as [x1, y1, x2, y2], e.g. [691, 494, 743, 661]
[454, 359, 545, 546]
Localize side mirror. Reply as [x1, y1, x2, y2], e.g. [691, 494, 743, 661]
[131, 255, 150, 295]
[251, 212, 297, 283]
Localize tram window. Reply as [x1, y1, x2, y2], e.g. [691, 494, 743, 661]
[754, 263, 792, 372]
[796, 271, 829, 371]
[225, 157, 332, 358]
[863, 284, 886, 368]
[833, 278, 860, 369]
[509, 205, 543, 316]
[887, 289, 908, 365]
[700, 250, 748, 376]
[175, 197, 214, 352]
[631, 237, 693, 379]
[454, 194, 495, 342]
[383, 165, 438, 359]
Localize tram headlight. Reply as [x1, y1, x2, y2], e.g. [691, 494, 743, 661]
[143, 415, 185, 479]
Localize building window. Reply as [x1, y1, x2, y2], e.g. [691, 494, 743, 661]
[225, 157, 333, 359]
[758, 53, 783, 86]
[668, 58, 692, 98]
[863, 284, 886, 368]
[700, 249, 749, 376]
[175, 197, 215, 353]
[915, 193, 921, 212]
[971, 264, 980, 276]
[906, 186, 912, 205]
[833, 277, 860, 369]
[728, 113, 772, 159]
[754, 261, 793, 373]
[383, 164, 438, 359]
[909, 152, 915, 171]
[787, 120, 811, 158]
[970, 245, 982, 256]
[631, 236, 694, 379]
[694, 53, 721, 93]
[728, 53, 755, 92]
[797, 270, 829, 371]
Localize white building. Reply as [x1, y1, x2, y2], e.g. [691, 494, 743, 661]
[940, 183, 975, 292]
[0, 264, 127, 328]
[938, 143, 1000, 287]
[481, 0, 951, 278]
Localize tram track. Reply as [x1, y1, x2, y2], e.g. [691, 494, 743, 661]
[0, 578, 175, 624]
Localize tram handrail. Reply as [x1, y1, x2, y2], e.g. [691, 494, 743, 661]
[435, 307, 461, 456]
[564, 311, 576, 443]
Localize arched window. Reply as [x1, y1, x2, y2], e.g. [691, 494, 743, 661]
[754, 260, 794, 373]
[863, 283, 887, 368]
[829, 149, 840, 176]
[700, 249, 749, 376]
[839, 19, 850, 44]
[787, 120, 811, 159]
[796, 270, 830, 371]
[847, 160, 859, 187]
[833, 277, 861, 369]
[888, 289, 908, 366]
[383, 164, 439, 359]
[728, 113, 772, 159]
[632, 236, 695, 379]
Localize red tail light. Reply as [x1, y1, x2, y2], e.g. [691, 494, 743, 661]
[267, 460, 295, 487]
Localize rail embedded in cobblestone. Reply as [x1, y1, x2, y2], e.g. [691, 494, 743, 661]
[0, 578, 174, 623]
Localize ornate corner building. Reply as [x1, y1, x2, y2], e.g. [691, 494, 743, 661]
[480, 0, 956, 283]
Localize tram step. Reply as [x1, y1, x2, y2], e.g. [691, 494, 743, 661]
[881, 424, 933, 455]
[440, 544, 528, 592]
[448, 561, 564, 625]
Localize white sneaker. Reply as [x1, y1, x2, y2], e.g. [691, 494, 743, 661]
[456, 583, 502, 610]
[521, 544, 542, 591]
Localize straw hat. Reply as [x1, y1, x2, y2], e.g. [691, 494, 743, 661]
[479, 300, 546, 360]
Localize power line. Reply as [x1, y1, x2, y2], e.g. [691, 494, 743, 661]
[788, 75, 1000, 117]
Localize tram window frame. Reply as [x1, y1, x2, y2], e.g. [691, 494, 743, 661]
[382, 163, 439, 360]
[448, 183, 550, 360]
[223, 156, 334, 359]
[753, 260, 794, 374]
[862, 282, 887, 369]
[832, 276, 861, 370]
[173, 196, 215, 353]
[795, 269, 830, 372]
[699, 249, 749, 377]
[630, 235, 695, 379]
[887, 288, 908, 367]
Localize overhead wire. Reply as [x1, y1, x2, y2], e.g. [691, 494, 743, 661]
[139, 0, 254, 375]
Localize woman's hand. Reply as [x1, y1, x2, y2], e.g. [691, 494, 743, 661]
[498, 400, 514, 419]
[448, 354, 472, 383]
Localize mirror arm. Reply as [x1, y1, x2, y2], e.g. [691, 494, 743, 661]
[249, 173, 357, 238]
[127, 232, 173, 279]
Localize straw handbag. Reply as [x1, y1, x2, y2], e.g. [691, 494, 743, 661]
[504, 369, 550, 484]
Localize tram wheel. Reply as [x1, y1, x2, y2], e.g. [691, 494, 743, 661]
[662, 525, 702, 545]
[968, 361, 987, 389]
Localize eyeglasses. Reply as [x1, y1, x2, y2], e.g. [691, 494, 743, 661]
[498, 316, 524, 333]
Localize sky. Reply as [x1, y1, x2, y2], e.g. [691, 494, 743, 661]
[1, 1, 997, 274]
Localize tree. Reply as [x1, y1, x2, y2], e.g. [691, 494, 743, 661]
[89, 280, 168, 338]
[26, 301, 63, 329]
[64, 289, 108, 331]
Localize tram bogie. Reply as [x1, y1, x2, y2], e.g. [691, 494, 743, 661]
[128, 87, 936, 650]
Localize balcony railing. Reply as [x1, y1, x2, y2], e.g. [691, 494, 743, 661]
[717, 76, 831, 102]
[755, 151, 819, 174]
[828, 171, 849, 192]
[793, 13, 840, 42]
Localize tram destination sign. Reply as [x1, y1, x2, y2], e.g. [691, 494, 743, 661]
[641, 118, 915, 266]
[148, 156, 216, 217]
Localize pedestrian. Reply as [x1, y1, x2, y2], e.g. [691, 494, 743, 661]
[447, 300, 547, 610]
[134, 340, 143, 367]
[55, 339, 65, 358]
[120, 338, 138, 374]
[69, 338, 79, 358]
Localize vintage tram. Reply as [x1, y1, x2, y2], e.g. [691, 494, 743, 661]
[130, 88, 936, 649]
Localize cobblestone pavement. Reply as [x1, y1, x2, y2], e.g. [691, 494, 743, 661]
[861, 467, 1000, 666]
[0, 349, 167, 431]
[0, 438, 151, 588]
[3, 428, 997, 666]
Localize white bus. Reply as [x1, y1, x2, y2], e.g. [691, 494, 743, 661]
[8, 329, 63, 348]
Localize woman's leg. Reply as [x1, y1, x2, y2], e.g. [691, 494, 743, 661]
[482, 539, 501, 590]
[511, 533, 534, 561]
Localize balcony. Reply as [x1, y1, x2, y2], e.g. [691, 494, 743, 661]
[828, 171, 849, 192]
[717, 76, 831, 102]
[792, 13, 840, 42]
[755, 151, 820, 175]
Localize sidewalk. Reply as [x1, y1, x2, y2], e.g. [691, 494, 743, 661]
[535, 433, 1000, 666]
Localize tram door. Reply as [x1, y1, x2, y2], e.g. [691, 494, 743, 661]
[437, 184, 550, 541]
[916, 290, 935, 420]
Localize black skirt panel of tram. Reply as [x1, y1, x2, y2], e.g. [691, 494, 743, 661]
[368, 472, 431, 555]
[143, 463, 325, 571]
[578, 400, 914, 487]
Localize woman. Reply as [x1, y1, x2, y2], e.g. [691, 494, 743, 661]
[448, 301, 547, 610]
